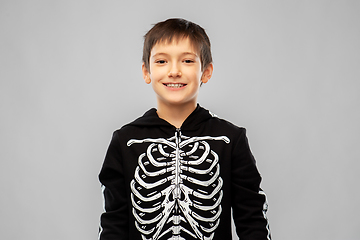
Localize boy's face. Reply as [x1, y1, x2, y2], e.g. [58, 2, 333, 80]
[142, 37, 213, 109]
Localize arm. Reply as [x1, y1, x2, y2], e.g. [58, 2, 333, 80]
[231, 129, 271, 240]
[98, 131, 129, 240]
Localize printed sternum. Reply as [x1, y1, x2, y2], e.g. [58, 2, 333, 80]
[173, 129, 181, 200]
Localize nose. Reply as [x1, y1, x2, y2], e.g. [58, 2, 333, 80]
[168, 63, 182, 78]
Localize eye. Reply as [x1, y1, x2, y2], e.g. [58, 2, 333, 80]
[184, 59, 194, 63]
[155, 60, 166, 64]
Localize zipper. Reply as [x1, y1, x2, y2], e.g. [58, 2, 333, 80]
[174, 128, 181, 199]
[175, 127, 181, 137]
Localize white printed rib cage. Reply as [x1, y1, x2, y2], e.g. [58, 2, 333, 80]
[127, 131, 230, 240]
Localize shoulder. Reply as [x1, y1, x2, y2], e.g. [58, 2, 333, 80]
[109, 109, 153, 141]
[199, 106, 245, 132]
[114, 108, 159, 132]
[207, 113, 246, 135]
[113, 122, 146, 143]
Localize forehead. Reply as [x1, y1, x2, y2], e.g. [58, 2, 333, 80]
[150, 37, 199, 56]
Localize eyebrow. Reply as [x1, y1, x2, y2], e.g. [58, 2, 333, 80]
[151, 52, 198, 58]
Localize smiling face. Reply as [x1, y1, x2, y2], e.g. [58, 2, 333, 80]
[142, 37, 213, 110]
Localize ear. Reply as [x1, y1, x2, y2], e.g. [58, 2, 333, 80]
[142, 63, 151, 84]
[201, 63, 213, 84]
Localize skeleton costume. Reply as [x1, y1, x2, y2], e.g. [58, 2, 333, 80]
[98, 105, 271, 240]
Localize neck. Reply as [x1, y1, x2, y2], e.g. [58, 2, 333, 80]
[156, 101, 197, 129]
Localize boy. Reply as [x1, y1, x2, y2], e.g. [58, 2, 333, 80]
[99, 18, 271, 240]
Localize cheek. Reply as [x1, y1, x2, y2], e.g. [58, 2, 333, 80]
[150, 68, 167, 80]
[183, 66, 202, 77]
[190, 70, 203, 81]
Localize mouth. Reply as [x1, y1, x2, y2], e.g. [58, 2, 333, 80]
[163, 83, 187, 88]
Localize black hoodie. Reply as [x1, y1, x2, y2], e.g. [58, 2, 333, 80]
[99, 105, 271, 240]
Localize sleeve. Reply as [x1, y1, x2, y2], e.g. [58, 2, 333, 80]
[98, 131, 129, 240]
[231, 128, 271, 240]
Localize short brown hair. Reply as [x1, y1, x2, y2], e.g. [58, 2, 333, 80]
[142, 18, 212, 71]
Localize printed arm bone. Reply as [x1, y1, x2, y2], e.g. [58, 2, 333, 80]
[179, 136, 230, 148]
[180, 165, 220, 187]
[180, 178, 223, 200]
[134, 166, 175, 189]
[138, 153, 175, 177]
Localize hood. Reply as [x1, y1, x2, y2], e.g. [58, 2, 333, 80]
[125, 104, 214, 131]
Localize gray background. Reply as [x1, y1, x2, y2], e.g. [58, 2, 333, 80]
[1, 1, 359, 239]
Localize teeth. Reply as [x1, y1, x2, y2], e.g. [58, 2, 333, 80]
[166, 83, 184, 88]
